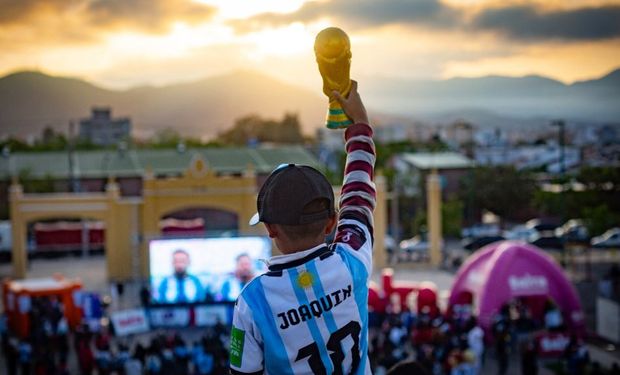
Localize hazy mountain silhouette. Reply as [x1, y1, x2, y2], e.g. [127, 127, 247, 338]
[365, 69, 620, 123]
[1, 68, 618, 139]
[0, 70, 326, 138]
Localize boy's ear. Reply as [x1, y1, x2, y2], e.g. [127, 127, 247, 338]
[264, 223, 278, 239]
[325, 215, 337, 235]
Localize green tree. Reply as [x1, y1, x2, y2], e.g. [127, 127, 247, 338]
[218, 113, 306, 145]
[33, 126, 68, 151]
[18, 169, 55, 193]
[582, 204, 619, 237]
[461, 166, 535, 222]
[409, 198, 463, 238]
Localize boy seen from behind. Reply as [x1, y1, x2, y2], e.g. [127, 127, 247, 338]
[230, 81, 375, 375]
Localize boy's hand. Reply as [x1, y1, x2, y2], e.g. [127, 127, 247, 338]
[332, 80, 369, 125]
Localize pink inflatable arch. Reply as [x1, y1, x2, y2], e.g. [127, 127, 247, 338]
[448, 241, 584, 335]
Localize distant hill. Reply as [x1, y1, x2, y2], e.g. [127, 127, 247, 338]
[1, 68, 619, 139]
[364, 69, 620, 124]
[0, 70, 326, 139]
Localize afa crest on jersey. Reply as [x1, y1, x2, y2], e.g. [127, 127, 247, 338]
[297, 271, 314, 289]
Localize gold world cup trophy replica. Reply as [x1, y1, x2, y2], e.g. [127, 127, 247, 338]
[314, 27, 352, 129]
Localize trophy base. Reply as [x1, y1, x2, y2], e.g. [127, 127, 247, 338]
[325, 101, 352, 129]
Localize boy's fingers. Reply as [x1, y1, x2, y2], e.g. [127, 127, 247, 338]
[350, 80, 358, 94]
[332, 90, 345, 105]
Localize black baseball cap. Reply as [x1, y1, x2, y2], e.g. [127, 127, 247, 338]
[249, 164, 335, 226]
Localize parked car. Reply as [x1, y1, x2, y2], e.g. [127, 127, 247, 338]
[461, 223, 500, 238]
[529, 233, 564, 250]
[525, 218, 559, 232]
[462, 236, 505, 251]
[503, 225, 537, 241]
[591, 228, 620, 248]
[555, 219, 590, 244]
[399, 234, 431, 260]
[385, 235, 397, 256]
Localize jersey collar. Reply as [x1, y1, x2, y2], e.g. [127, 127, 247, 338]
[267, 243, 331, 271]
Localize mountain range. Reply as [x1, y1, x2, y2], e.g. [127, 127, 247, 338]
[0, 68, 619, 139]
[364, 69, 620, 125]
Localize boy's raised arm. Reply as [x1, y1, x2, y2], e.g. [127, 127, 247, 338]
[332, 81, 376, 271]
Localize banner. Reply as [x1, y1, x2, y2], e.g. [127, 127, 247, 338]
[148, 307, 191, 327]
[111, 309, 150, 336]
[536, 332, 569, 358]
[195, 305, 229, 326]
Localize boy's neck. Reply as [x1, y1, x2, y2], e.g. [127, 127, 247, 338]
[277, 239, 326, 255]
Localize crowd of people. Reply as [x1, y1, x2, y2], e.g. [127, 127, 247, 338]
[72, 324, 230, 375]
[2, 293, 620, 374]
[1, 296, 71, 375]
[368, 297, 618, 375]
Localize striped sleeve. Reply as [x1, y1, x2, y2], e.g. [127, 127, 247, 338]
[334, 123, 376, 272]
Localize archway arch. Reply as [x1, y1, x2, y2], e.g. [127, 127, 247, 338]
[9, 179, 138, 281]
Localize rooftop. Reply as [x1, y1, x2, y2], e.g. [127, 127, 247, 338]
[399, 152, 473, 170]
[0, 146, 321, 179]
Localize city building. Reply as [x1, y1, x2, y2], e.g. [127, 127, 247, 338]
[79, 107, 131, 146]
[392, 152, 474, 198]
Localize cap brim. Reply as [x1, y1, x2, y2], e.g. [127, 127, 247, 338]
[248, 212, 260, 226]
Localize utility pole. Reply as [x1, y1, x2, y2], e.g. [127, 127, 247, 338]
[68, 121, 80, 192]
[389, 173, 400, 263]
[456, 120, 476, 225]
[551, 119, 568, 267]
[551, 120, 566, 175]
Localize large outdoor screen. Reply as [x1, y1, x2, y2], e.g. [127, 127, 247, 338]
[149, 237, 271, 304]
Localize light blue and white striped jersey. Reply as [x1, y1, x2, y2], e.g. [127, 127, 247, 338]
[230, 123, 376, 375]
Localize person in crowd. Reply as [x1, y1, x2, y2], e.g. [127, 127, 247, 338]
[124, 352, 143, 375]
[157, 249, 204, 303]
[192, 341, 214, 375]
[18, 339, 32, 375]
[520, 339, 538, 375]
[145, 346, 162, 375]
[77, 338, 95, 375]
[466, 317, 484, 374]
[4, 336, 18, 375]
[492, 306, 511, 375]
[564, 335, 590, 375]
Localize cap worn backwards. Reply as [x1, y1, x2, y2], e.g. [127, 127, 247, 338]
[249, 164, 335, 226]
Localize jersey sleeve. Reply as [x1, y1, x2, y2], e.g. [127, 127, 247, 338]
[230, 295, 264, 374]
[333, 123, 376, 272]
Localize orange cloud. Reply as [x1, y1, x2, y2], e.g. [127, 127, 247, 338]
[0, 0, 216, 49]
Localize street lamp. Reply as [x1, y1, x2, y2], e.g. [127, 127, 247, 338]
[551, 119, 569, 268]
[551, 120, 566, 175]
[455, 120, 476, 225]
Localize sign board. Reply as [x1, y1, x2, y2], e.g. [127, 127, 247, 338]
[148, 307, 191, 327]
[195, 305, 229, 326]
[597, 297, 620, 344]
[536, 332, 570, 358]
[81, 293, 104, 319]
[110, 309, 150, 336]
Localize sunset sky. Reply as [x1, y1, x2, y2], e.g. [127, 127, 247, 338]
[1, 0, 619, 90]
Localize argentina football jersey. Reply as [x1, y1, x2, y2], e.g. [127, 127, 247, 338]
[231, 226, 373, 375]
